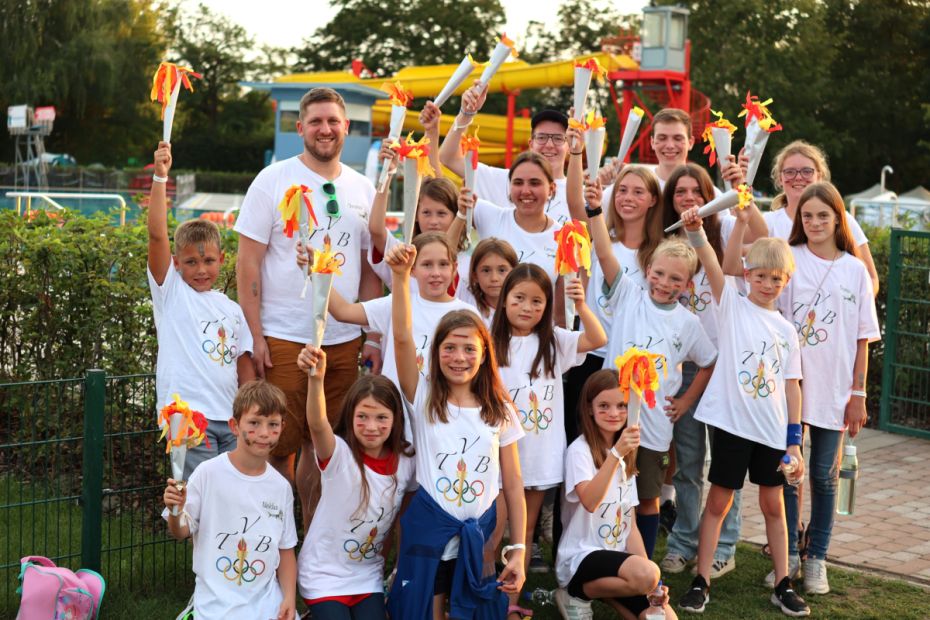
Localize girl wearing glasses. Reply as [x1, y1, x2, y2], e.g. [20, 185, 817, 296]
[767, 141, 879, 293]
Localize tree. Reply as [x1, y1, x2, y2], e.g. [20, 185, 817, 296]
[294, 0, 506, 76]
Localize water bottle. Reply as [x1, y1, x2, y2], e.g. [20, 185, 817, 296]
[522, 588, 555, 606]
[778, 454, 803, 486]
[837, 443, 859, 515]
[645, 581, 666, 619]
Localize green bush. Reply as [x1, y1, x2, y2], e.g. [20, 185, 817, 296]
[861, 224, 888, 419]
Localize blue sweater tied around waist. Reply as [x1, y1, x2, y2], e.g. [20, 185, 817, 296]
[387, 486, 507, 620]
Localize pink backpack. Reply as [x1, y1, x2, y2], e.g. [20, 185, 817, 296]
[16, 556, 105, 620]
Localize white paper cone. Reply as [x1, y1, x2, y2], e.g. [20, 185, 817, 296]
[463, 162, 476, 247]
[664, 189, 740, 233]
[627, 390, 641, 428]
[480, 42, 513, 84]
[572, 67, 593, 123]
[377, 105, 408, 191]
[309, 272, 334, 376]
[616, 110, 644, 163]
[162, 73, 181, 143]
[743, 118, 770, 188]
[402, 158, 422, 243]
[563, 274, 576, 331]
[711, 126, 733, 191]
[298, 206, 310, 298]
[585, 126, 606, 181]
[168, 412, 187, 516]
[434, 56, 476, 108]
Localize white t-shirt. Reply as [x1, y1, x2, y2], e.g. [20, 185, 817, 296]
[695, 284, 802, 450]
[499, 329, 584, 487]
[764, 208, 868, 246]
[170, 454, 298, 620]
[555, 436, 639, 588]
[602, 275, 717, 452]
[587, 241, 646, 358]
[474, 163, 570, 226]
[473, 199, 559, 284]
[676, 217, 736, 347]
[361, 294, 479, 387]
[298, 437, 416, 600]
[778, 246, 880, 430]
[148, 265, 253, 421]
[234, 157, 374, 345]
[409, 377, 524, 557]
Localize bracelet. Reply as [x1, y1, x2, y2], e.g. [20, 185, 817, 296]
[456, 211, 467, 220]
[152, 174, 168, 184]
[686, 228, 708, 248]
[584, 205, 602, 218]
[609, 446, 623, 462]
[363, 340, 381, 350]
[570, 151, 584, 156]
[851, 389, 867, 398]
[460, 109, 477, 117]
[786, 423, 803, 447]
[500, 543, 526, 564]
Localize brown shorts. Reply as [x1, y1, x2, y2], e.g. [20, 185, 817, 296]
[265, 335, 362, 456]
[635, 446, 670, 500]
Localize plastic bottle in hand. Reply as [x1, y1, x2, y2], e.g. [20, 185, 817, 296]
[778, 454, 803, 486]
[645, 581, 666, 619]
[837, 443, 859, 515]
[522, 588, 555, 606]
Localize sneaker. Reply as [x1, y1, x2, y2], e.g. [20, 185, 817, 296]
[554, 587, 593, 620]
[660, 552, 691, 574]
[689, 556, 735, 579]
[803, 558, 830, 594]
[678, 575, 709, 613]
[539, 502, 554, 544]
[528, 542, 549, 573]
[659, 499, 678, 534]
[771, 577, 811, 616]
[765, 554, 801, 588]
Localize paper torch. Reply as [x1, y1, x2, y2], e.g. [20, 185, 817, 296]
[572, 58, 608, 125]
[390, 133, 435, 243]
[616, 106, 645, 163]
[460, 129, 481, 245]
[378, 81, 414, 192]
[307, 235, 342, 376]
[582, 111, 607, 182]
[664, 187, 743, 233]
[434, 55, 480, 108]
[702, 110, 738, 190]
[479, 34, 518, 85]
[151, 62, 201, 143]
[614, 347, 666, 428]
[738, 91, 783, 187]
[158, 394, 208, 515]
[278, 185, 319, 298]
[554, 219, 592, 330]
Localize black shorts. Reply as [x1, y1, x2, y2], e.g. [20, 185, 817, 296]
[708, 426, 785, 489]
[433, 559, 456, 595]
[566, 550, 649, 615]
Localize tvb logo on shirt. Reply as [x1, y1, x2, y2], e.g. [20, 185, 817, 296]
[200, 317, 241, 366]
[435, 437, 491, 506]
[597, 502, 627, 549]
[215, 515, 272, 585]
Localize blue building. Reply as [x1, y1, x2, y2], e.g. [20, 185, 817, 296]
[241, 79, 385, 172]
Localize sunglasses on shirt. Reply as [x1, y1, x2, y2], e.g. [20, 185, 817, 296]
[322, 182, 340, 216]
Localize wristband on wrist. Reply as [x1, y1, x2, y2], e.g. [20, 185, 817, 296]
[460, 109, 477, 117]
[609, 446, 623, 462]
[786, 423, 803, 447]
[363, 340, 381, 350]
[584, 205, 603, 218]
[152, 174, 168, 184]
[850, 389, 866, 398]
[686, 228, 708, 248]
[570, 150, 584, 156]
[456, 210, 467, 220]
[500, 543, 526, 564]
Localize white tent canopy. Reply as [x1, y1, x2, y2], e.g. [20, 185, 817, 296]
[848, 184, 930, 230]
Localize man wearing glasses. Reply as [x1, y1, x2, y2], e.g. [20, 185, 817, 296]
[235, 87, 383, 529]
[438, 82, 572, 225]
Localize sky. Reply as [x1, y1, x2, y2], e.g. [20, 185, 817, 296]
[196, 0, 648, 51]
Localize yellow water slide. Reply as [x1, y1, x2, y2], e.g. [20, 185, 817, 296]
[277, 52, 637, 165]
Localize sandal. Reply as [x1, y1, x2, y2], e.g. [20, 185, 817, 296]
[507, 604, 534, 619]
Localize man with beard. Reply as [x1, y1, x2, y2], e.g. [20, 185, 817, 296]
[235, 87, 382, 529]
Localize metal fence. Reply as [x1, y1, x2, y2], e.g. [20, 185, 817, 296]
[0, 370, 191, 615]
[880, 229, 930, 438]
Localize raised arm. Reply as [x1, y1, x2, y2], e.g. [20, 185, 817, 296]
[147, 142, 173, 284]
[575, 426, 639, 513]
[682, 208, 725, 303]
[448, 186, 474, 248]
[565, 126, 586, 221]
[438, 82, 487, 178]
[722, 153, 767, 242]
[420, 101, 442, 176]
[389, 243, 419, 402]
[297, 345, 336, 461]
[568, 277, 607, 352]
[237, 235, 271, 378]
[368, 144, 396, 255]
[585, 179, 621, 286]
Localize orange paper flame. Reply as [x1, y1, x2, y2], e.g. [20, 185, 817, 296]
[737, 183, 753, 210]
[277, 185, 318, 238]
[383, 80, 413, 107]
[554, 219, 592, 276]
[150, 62, 202, 119]
[157, 394, 209, 451]
[390, 132, 436, 177]
[568, 109, 607, 132]
[738, 91, 783, 133]
[312, 234, 342, 275]
[701, 109, 738, 166]
[499, 33, 518, 58]
[614, 347, 667, 409]
[460, 128, 481, 170]
[574, 57, 608, 82]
